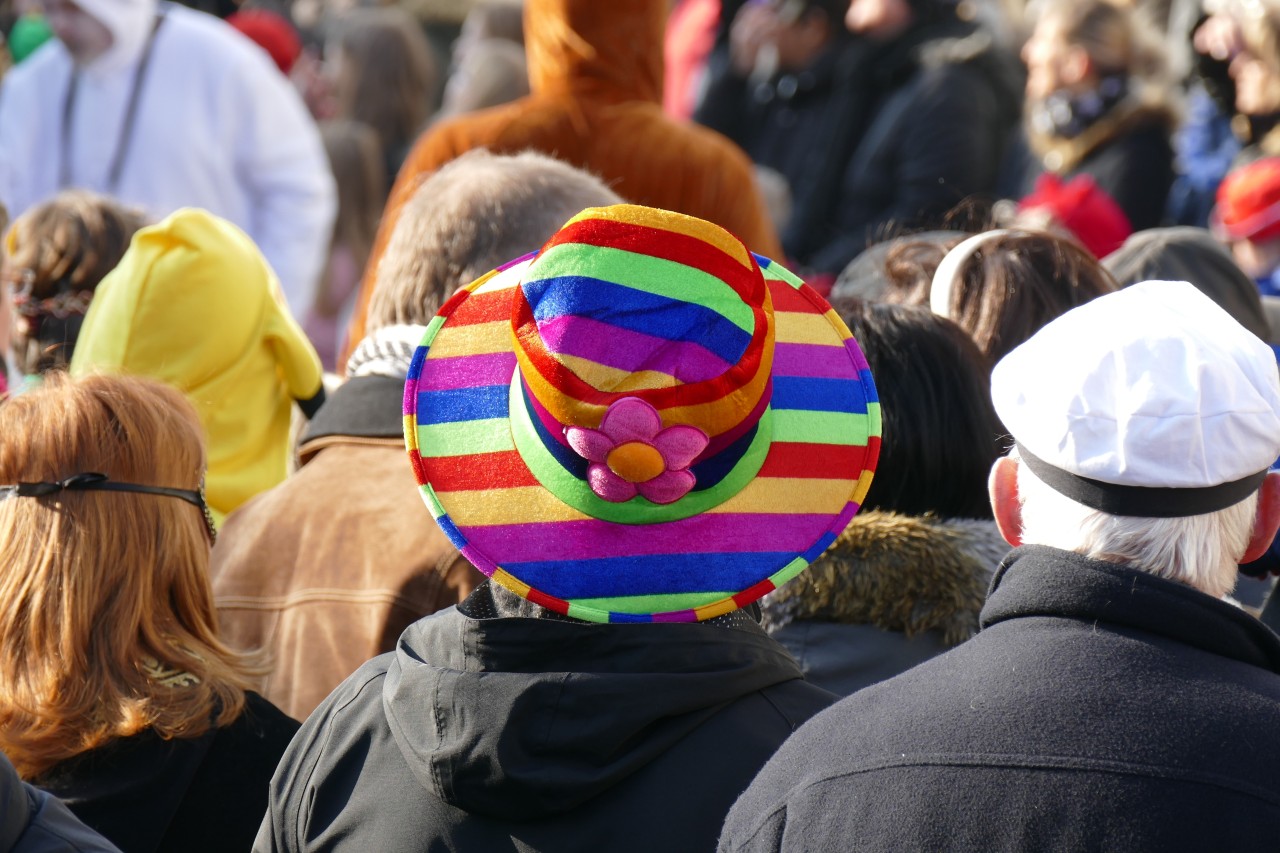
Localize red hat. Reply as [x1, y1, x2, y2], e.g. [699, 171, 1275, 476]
[1018, 173, 1132, 259]
[1213, 157, 1280, 243]
[228, 9, 302, 76]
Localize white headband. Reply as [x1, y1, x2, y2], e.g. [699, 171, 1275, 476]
[929, 229, 1012, 318]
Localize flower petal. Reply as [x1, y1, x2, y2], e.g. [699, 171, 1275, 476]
[638, 469, 696, 505]
[565, 426, 613, 463]
[588, 463, 638, 502]
[599, 396, 662, 443]
[653, 425, 709, 471]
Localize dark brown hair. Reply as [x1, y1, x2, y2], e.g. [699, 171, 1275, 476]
[890, 229, 1119, 364]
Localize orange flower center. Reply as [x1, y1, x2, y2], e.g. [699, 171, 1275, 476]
[606, 441, 666, 483]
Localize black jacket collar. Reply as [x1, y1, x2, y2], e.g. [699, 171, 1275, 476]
[300, 375, 404, 448]
[983, 546, 1280, 673]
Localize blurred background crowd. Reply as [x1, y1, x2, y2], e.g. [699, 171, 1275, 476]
[5, 0, 1280, 849]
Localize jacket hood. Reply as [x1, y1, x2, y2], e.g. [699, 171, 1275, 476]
[69, 208, 323, 519]
[524, 0, 663, 104]
[75, 0, 159, 75]
[380, 585, 805, 820]
[761, 511, 1007, 645]
[1103, 227, 1273, 342]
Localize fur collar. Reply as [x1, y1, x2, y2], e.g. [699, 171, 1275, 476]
[1028, 95, 1176, 176]
[761, 511, 1008, 645]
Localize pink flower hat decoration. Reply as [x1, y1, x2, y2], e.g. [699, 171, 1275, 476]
[565, 397, 709, 504]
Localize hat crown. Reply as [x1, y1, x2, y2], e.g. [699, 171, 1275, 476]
[992, 280, 1280, 495]
[507, 207, 779, 510]
[511, 205, 773, 426]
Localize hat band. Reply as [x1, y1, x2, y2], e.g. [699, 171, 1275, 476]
[509, 372, 773, 524]
[517, 374, 767, 491]
[1017, 444, 1268, 518]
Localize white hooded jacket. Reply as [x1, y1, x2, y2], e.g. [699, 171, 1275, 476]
[0, 0, 335, 315]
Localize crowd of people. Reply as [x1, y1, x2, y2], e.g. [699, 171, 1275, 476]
[3, 0, 1280, 850]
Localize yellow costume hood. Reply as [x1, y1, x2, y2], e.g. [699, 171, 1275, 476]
[71, 208, 323, 521]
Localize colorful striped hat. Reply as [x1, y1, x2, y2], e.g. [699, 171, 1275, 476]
[404, 205, 880, 623]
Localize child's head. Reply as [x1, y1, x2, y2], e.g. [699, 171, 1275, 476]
[2, 191, 144, 376]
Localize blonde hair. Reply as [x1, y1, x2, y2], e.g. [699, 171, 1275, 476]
[1034, 0, 1167, 82]
[367, 149, 622, 329]
[0, 374, 258, 779]
[1016, 461, 1258, 598]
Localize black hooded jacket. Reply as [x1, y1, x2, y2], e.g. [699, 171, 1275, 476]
[720, 546, 1280, 851]
[255, 584, 835, 852]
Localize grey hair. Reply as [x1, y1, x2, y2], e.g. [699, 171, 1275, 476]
[366, 149, 623, 331]
[1015, 460, 1258, 599]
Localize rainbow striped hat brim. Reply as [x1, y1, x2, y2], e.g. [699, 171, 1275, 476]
[404, 205, 880, 623]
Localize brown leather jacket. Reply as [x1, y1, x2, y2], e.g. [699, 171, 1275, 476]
[210, 376, 482, 720]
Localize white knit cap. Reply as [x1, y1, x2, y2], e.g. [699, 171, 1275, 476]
[991, 280, 1280, 516]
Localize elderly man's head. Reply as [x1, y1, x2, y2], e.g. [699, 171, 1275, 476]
[987, 281, 1280, 598]
[365, 150, 622, 332]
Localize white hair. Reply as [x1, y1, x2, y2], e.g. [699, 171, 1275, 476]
[1015, 462, 1258, 599]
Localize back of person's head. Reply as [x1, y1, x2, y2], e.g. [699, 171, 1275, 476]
[523, 0, 665, 102]
[321, 119, 386, 272]
[1104, 226, 1273, 341]
[366, 149, 623, 330]
[919, 229, 1119, 363]
[833, 231, 960, 303]
[2, 191, 144, 376]
[838, 301, 1001, 519]
[991, 282, 1280, 599]
[0, 373, 255, 778]
[439, 36, 530, 117]
[332, 6, 438, 154]
[454, 0, 525, 63]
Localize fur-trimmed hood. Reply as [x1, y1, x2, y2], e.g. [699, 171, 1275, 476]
[1028, 95, 1178, 176]
[761, 511, 1008, 646]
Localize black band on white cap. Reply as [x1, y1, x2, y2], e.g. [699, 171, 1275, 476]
[1017, 444, 1269, 518]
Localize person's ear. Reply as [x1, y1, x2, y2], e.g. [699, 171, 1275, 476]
[1241, 471, 1280, 563]
[989, 456, 1024, 547]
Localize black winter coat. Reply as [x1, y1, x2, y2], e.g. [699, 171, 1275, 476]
[720, 546, 1280, 852]
[1002, 108, 1176, 232]
[256, 583, 836, 852]
[0, 751, 119, 853]
[699, 21, 1021, 275]
[35, 693, 298, 853]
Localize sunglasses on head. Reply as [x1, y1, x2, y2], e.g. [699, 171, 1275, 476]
[0, 472, 217, 544]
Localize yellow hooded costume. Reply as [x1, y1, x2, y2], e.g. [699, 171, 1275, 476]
[70, 209, 324, 522]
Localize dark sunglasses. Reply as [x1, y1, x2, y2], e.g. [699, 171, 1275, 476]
[0, 472, 217, 544]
